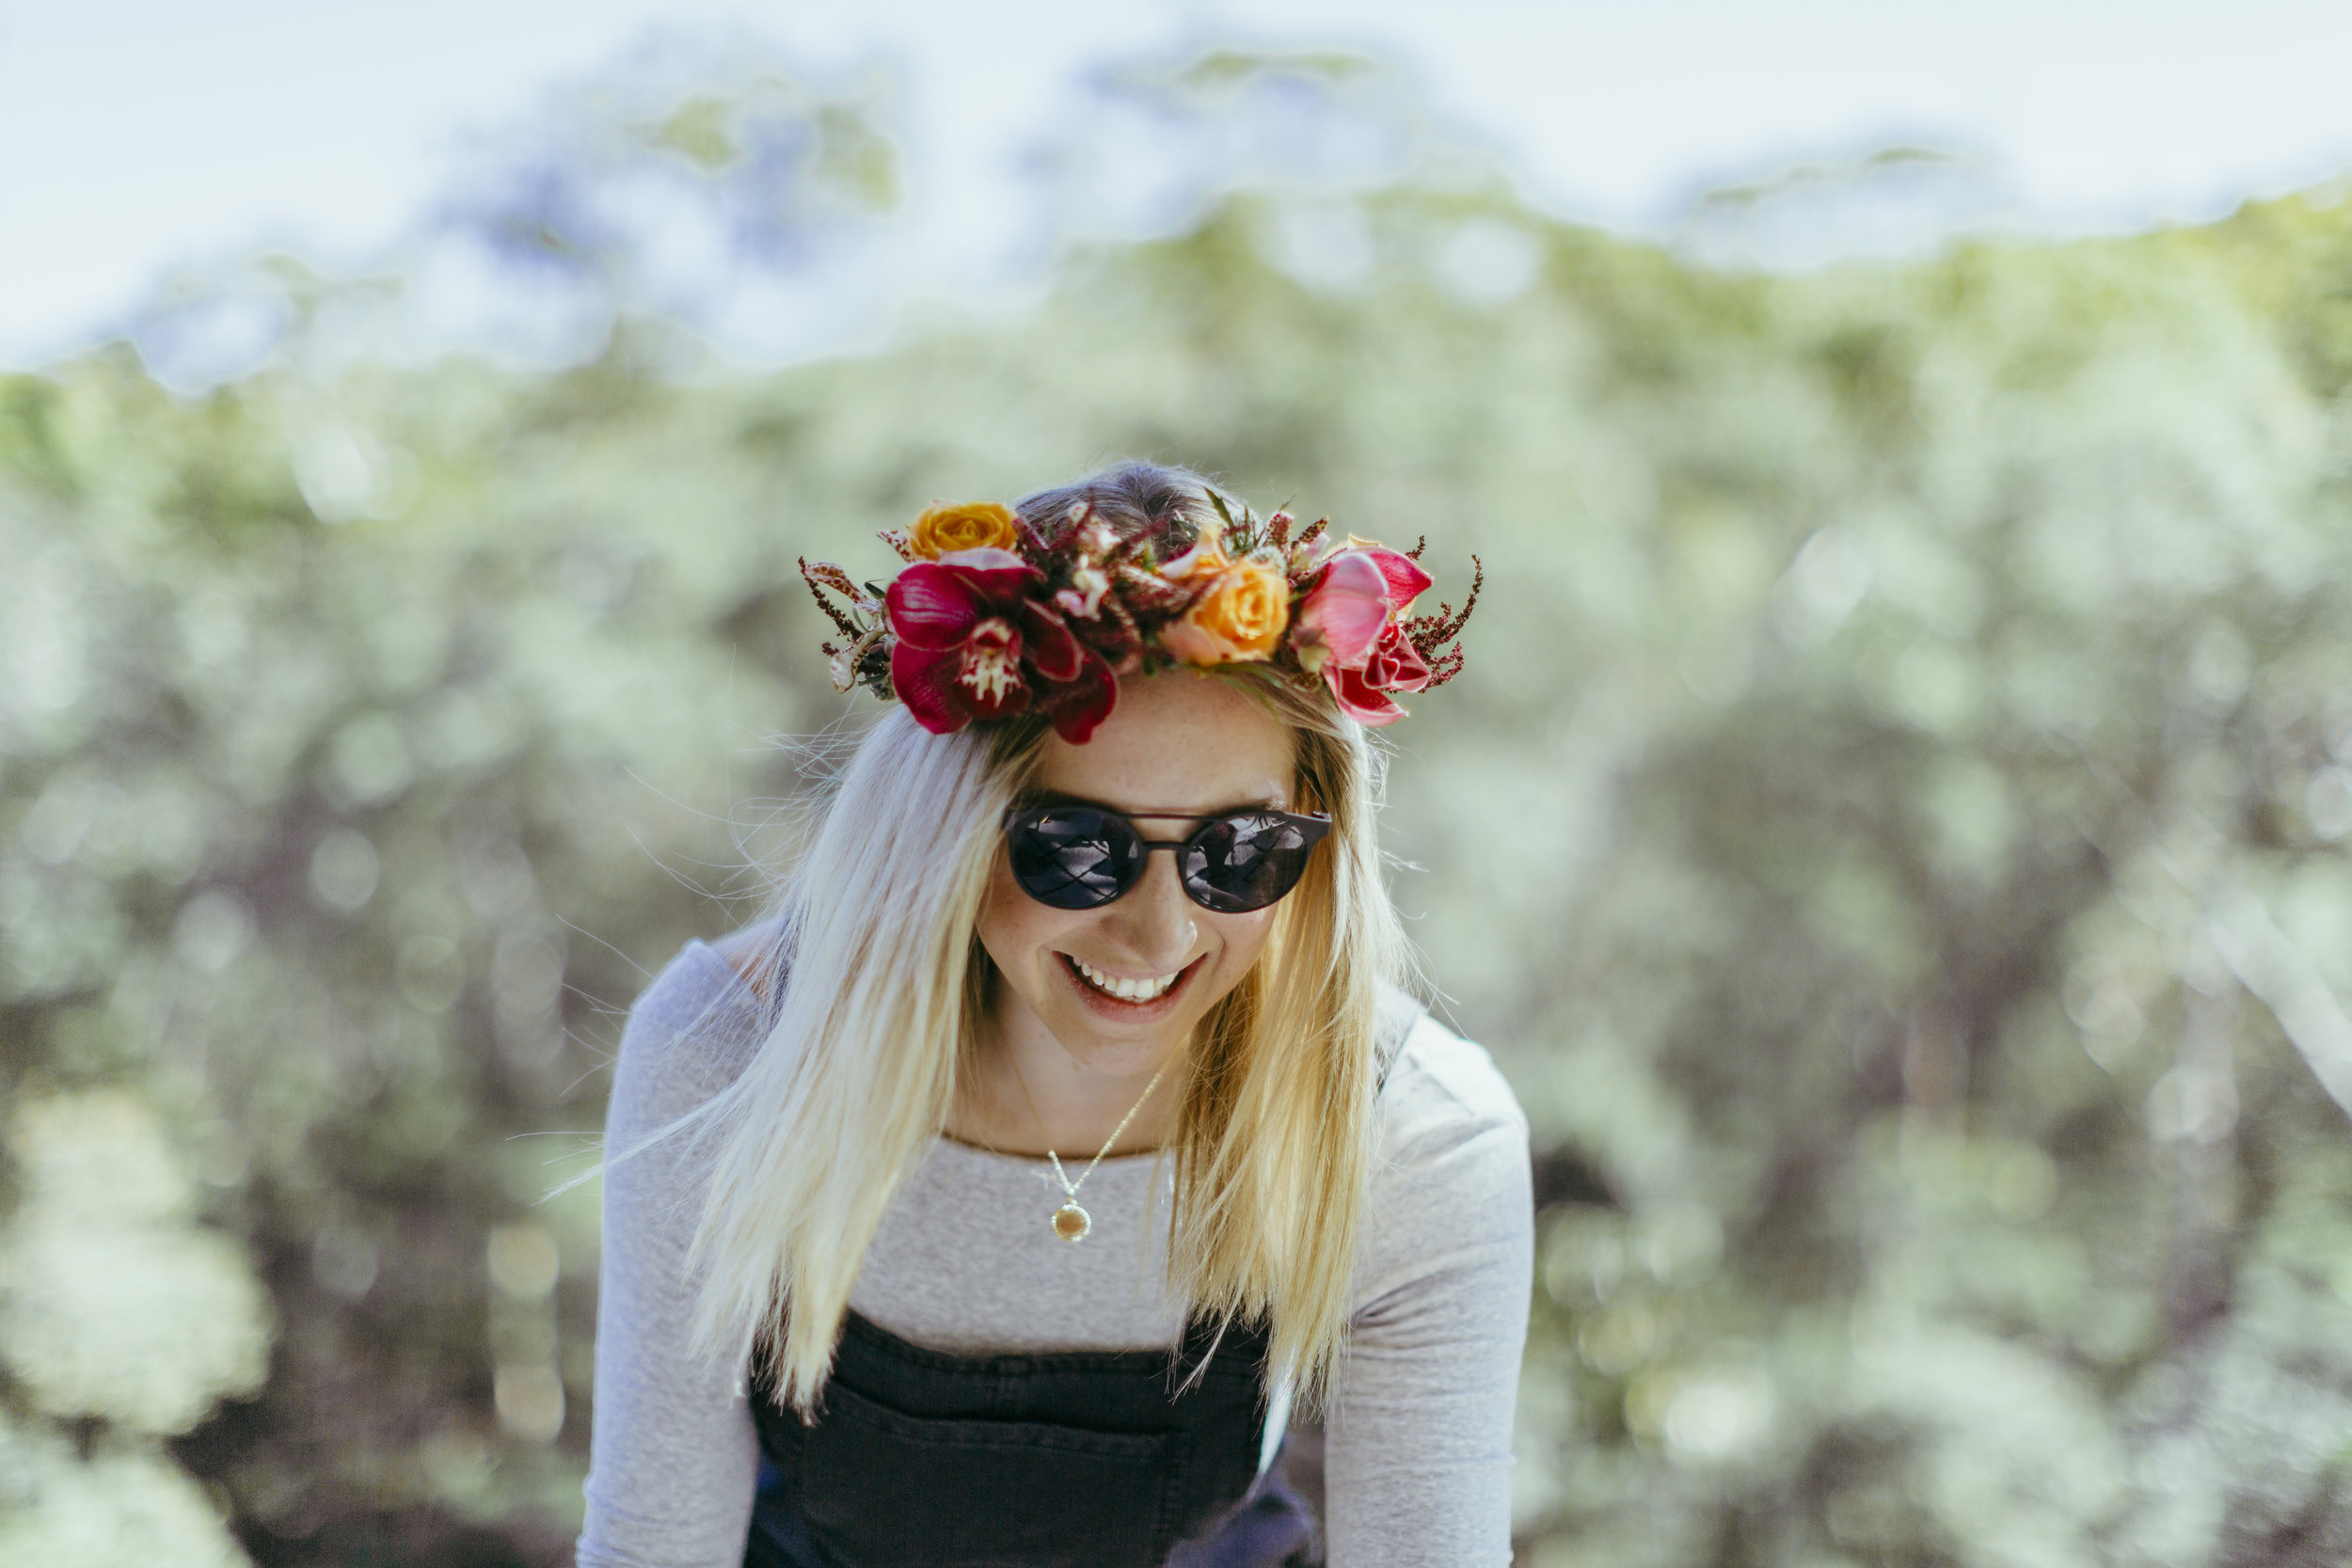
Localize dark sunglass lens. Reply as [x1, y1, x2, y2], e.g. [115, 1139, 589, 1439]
[1181, 814, 1319, 913]
[1009, 809, 1144, 910]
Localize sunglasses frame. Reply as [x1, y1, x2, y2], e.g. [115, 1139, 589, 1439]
[1000, 801, 1333, 913]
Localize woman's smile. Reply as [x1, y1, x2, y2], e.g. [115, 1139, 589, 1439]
[1061, 951, 1204, 1015]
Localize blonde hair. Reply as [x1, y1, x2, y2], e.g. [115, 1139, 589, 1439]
[682, 467, 1409, 1416]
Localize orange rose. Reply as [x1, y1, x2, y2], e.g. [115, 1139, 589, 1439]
[907, 502, 1019, 560]
[1162, 541, 1290, 664]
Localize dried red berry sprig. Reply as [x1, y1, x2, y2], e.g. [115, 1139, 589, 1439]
[1401, 555, 1481, 689]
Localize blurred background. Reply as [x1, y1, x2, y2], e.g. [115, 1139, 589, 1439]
[8, 3, 2352, 1564]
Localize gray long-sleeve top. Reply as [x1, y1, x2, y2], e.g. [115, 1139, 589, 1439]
[576, 937, 1534, 1566]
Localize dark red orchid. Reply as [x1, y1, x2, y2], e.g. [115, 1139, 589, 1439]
[1031, 647, 1119, 745]
[884, 548, 1116, 742]
[1328, 624, 1434, 725]
[1291, 546, 1436, 725]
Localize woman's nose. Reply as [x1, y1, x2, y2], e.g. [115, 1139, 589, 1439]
[1101, 849, 1198, 968]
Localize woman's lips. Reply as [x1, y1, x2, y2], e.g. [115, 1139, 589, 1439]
[1058, 952, 1202, 1022]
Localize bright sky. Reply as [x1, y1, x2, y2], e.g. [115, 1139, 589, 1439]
[4, 0, 2349, 368]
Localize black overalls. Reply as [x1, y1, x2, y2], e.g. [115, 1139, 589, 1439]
[740, 1308, 1317, 1567]
[739, 990, 1421, 1568]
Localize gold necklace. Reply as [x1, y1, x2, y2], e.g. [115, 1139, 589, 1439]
[1005, 1053, 1171, 1243]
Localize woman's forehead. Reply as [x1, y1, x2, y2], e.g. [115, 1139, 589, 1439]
[1029, 672, 1294, 810]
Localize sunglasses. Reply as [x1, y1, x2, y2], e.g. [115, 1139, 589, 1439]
[1003, 802, 1332, 913]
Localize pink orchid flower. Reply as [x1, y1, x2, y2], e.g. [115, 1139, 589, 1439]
[1292, 546, 1435, 725]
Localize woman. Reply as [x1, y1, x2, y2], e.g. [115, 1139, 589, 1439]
[577, 464, 1532, 1567]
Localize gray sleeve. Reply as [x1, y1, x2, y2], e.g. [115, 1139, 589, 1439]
[576, 945, 765, 1568]
[1322, 1024, 1534, 1567]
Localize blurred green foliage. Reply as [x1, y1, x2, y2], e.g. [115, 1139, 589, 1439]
[8, 60, 2352, 1565]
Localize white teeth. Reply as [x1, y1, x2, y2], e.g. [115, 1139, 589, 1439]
[1071, 957, 1181, 1002]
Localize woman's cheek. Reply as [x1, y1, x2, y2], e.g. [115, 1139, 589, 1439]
[1205, 911, 1279, 997]
[974, 867, 1043, 981]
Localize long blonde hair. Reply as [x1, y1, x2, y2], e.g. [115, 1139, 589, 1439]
[685, 467, 1408, 1416]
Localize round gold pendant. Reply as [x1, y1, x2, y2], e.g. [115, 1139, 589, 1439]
[1052, 1202, 1091, 1243]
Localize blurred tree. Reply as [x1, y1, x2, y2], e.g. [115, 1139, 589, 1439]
[420, 46, 902, 364]
[7, 48, 2352, 1568]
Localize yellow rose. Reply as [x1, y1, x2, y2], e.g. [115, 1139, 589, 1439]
[1162, 544, 1290, 665]
[907, 502, 1019, 560]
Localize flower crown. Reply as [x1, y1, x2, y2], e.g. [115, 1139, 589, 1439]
[799, 495, 1479, 744]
